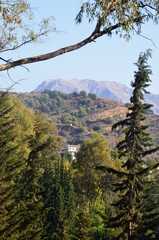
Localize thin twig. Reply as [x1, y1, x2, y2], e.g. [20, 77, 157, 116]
[133, 27, 159, 49]
[0, 57, 12, 63]
[6, 79, 24, 93]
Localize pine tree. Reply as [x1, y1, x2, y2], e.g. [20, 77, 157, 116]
[136, 164, 159, 239]
[0, 93, 27, 239]
[42, 158, 76, 240]
[109, 50, 159, 239]
[72, 210, 93, 240]
[14, 111, 58, 239]
[16, 111, 63, 239]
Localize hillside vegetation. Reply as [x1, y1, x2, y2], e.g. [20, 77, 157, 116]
[17, 90, 159, 146]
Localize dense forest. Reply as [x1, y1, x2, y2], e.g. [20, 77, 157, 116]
[1, 51, 159, 240]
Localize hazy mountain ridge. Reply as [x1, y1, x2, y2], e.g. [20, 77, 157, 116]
[34, 78, 159, 114]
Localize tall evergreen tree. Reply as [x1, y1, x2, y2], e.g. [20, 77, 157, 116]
[107, 50, 159, 240]
[136, 164, 159, 239]
[16, 111, 62, 239]
[41, 158, 75, 240]
[0, 93, 29, 239]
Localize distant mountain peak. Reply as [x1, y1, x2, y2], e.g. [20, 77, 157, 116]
[33, 78, 159, 114]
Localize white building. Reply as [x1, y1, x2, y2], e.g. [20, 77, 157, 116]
[67, 144, 80, 160]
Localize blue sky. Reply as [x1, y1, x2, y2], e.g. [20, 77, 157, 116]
[1, 0, 159, 94]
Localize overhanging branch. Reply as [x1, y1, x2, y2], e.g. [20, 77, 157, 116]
[0, 17, 142, 72]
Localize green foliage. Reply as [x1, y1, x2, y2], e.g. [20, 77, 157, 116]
[0, 93, 19, 239]
[0, 95, 63, 239]
[0, 92, 117, 239]
[73, 210, 92, 240]
[79, 90, 87, 97]
[78, 106, 87, 118]
[18, 91, 159, 146]
[42, 159, 76, 240]
[88, 93, 97, 100]
[110, 50, 159, 239]
[73, 132, 112, 207]
[76, 1, 159, 40]
[1, 89, 158, 239]
[15, 111, 62, 239]
[61, 152, 73, 162]
[61, 113, 74, 124]
[19, 90, 131, 146]
[72, 132, 119, 239]
[0, 93, 34, 239]
[0, 0, 54, 53]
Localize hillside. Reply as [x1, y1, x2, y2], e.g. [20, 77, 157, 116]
[33, 78, 159, 115]
[17, 90, 159, 147]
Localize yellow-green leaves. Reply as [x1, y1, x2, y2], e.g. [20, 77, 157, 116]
[76, 0, 159, 39]
[0, 0, 55, 53]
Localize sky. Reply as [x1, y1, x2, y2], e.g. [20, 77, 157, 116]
[0, 0, 159, 94]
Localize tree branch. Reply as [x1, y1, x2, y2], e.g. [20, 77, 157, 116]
[0, 17, 142, 72]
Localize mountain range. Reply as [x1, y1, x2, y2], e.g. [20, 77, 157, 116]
[34, 78, 159, 114]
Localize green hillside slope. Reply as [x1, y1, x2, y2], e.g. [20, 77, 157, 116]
[17, 90, 159, 147]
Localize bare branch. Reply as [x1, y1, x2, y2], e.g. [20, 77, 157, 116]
[133, 27, 159, 48]
[6, 79, 24, 93]
[138, 2, 158, 12]
[0, 17, 142, 72]
[0, 57, 12, 63]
